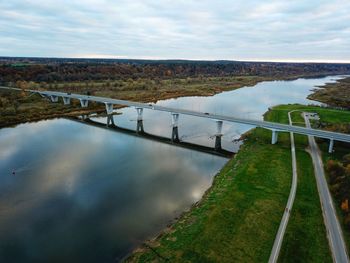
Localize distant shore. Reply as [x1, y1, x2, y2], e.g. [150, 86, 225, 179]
[0, 73, 343, 129]
[0, 75, 278, 129]
[308, 76, 350, 109]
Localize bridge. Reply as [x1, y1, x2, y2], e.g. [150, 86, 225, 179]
[1, 86, 350, 153]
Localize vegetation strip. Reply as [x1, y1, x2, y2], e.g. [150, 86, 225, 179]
[268, 111, 298, 263]
[308, 76, 350, 109]
[125, 104, 348, 262]
[0, 76, 273, 128]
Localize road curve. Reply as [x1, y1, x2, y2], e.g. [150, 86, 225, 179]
[304, 113, 349, 263]
[268, 111, 298, 263]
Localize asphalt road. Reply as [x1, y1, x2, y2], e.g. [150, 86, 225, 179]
[268, 111, 298, 263]
[304, 113, 349, 263]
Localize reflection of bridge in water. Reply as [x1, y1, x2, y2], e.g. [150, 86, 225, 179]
[2, 86, 350, 153]
[68, 115, 234, 158]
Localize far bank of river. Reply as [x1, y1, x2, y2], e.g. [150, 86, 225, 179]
[0, 75, 347, 262]
[0, 74, 345, 129]
[93, 75, 344, 152]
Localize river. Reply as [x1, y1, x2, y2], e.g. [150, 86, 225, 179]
[0, 75, 344, 262]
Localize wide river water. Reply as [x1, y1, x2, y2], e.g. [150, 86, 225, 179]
[0, 76, 344, 262]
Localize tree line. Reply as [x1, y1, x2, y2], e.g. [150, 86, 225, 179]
[1, 58, 350, 83]
[327, 154, 350, 229]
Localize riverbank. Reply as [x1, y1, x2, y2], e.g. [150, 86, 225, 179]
[308, 76, 350, 109]
[0, 74, 340, 129]
[0, 75, 266, 128]
[126, 104, 350, 262]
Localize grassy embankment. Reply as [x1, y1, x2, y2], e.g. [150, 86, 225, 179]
[308, 76, 350, 109]
[271, 104, 350, 262]
[0, 76, 271, 128]
[126, 103, 350, 262]
[276, 105, 350, 260]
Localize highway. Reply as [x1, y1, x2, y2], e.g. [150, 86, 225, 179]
[1, 86, 350, 145]
[304, 113, 349, 263]
[268, 111, 298, 263]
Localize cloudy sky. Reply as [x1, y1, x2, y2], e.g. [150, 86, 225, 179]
[0, 0, 350, 62]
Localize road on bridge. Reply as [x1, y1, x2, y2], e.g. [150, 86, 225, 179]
[1, 86, 350, 145]
[304, 113, 349, 263]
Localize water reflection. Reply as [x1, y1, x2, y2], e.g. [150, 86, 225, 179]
[0, 120, 226, 262]
[94, 76, 343, 152]
[0, 76, 345, 262]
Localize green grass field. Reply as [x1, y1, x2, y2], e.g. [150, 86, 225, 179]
[128, 131, 292, 262]
[127, 104, 350, 262]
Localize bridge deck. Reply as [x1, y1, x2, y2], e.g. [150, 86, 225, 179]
[1, 86, 350, 143]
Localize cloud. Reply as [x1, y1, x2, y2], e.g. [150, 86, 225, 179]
[0, 0, 349, 61]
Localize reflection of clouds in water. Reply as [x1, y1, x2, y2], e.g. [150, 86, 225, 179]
[1, 76, 346, 261]
[102, 146, 218, 244]
[0, 131, 108, 226]
[0, 143, 18, 160]
[0, 120, 58, 161]
[103, 76, 344, 152]
[0, 118, 226, 261]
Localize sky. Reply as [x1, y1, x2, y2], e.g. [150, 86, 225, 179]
[0, 0, 350, 62]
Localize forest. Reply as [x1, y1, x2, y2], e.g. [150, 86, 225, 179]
[1, 57, 350, 84]
[327, 154, 350, 229]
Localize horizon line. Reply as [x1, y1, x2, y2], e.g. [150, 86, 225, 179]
[1, 55, 350, 64]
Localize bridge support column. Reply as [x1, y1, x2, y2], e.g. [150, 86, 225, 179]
[171, 113, 180, 142]
[171, 113, 179, 127]
[328, 139, 334, 153]
[172, 126, 179, 142]
[215, 120, 223, 151]
[137, 120, 144, 134]
[136, 107, 143, 120]
[215, 136, 222, 151]
[50, 95, 58, 103]
[80, 99, 89, 108]
[107, 114, 115, 127]
[271, 130, 278, 144]
[105, 103, 113, 114]
[63, 97, 71, 105]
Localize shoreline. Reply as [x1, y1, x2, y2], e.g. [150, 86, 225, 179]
[0, 73, 344, 130]
[307, 75, 350, 109]
[121, 152, 238, 261]
[1, 74, 347, 262]
[126, 104, 350, 262]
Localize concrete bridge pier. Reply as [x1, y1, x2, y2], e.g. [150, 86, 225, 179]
[62, 97, 71, 105]
[82, 114, 89, 121]
[137, 120, 144, 134]
[107, 114, 115, 127]
[135, 107, 144, 133]
[105, 103, 114, 115]
[171, 113, 180, 142]
[172, 126, 179, 142]
[271, 129, 279, 144]
[136, 107, 143, 120]
[215, 120, 223, 151]
[50, 95, 59, 103]
[328, 139, 334, 153]
[80, 99, 89, 108]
